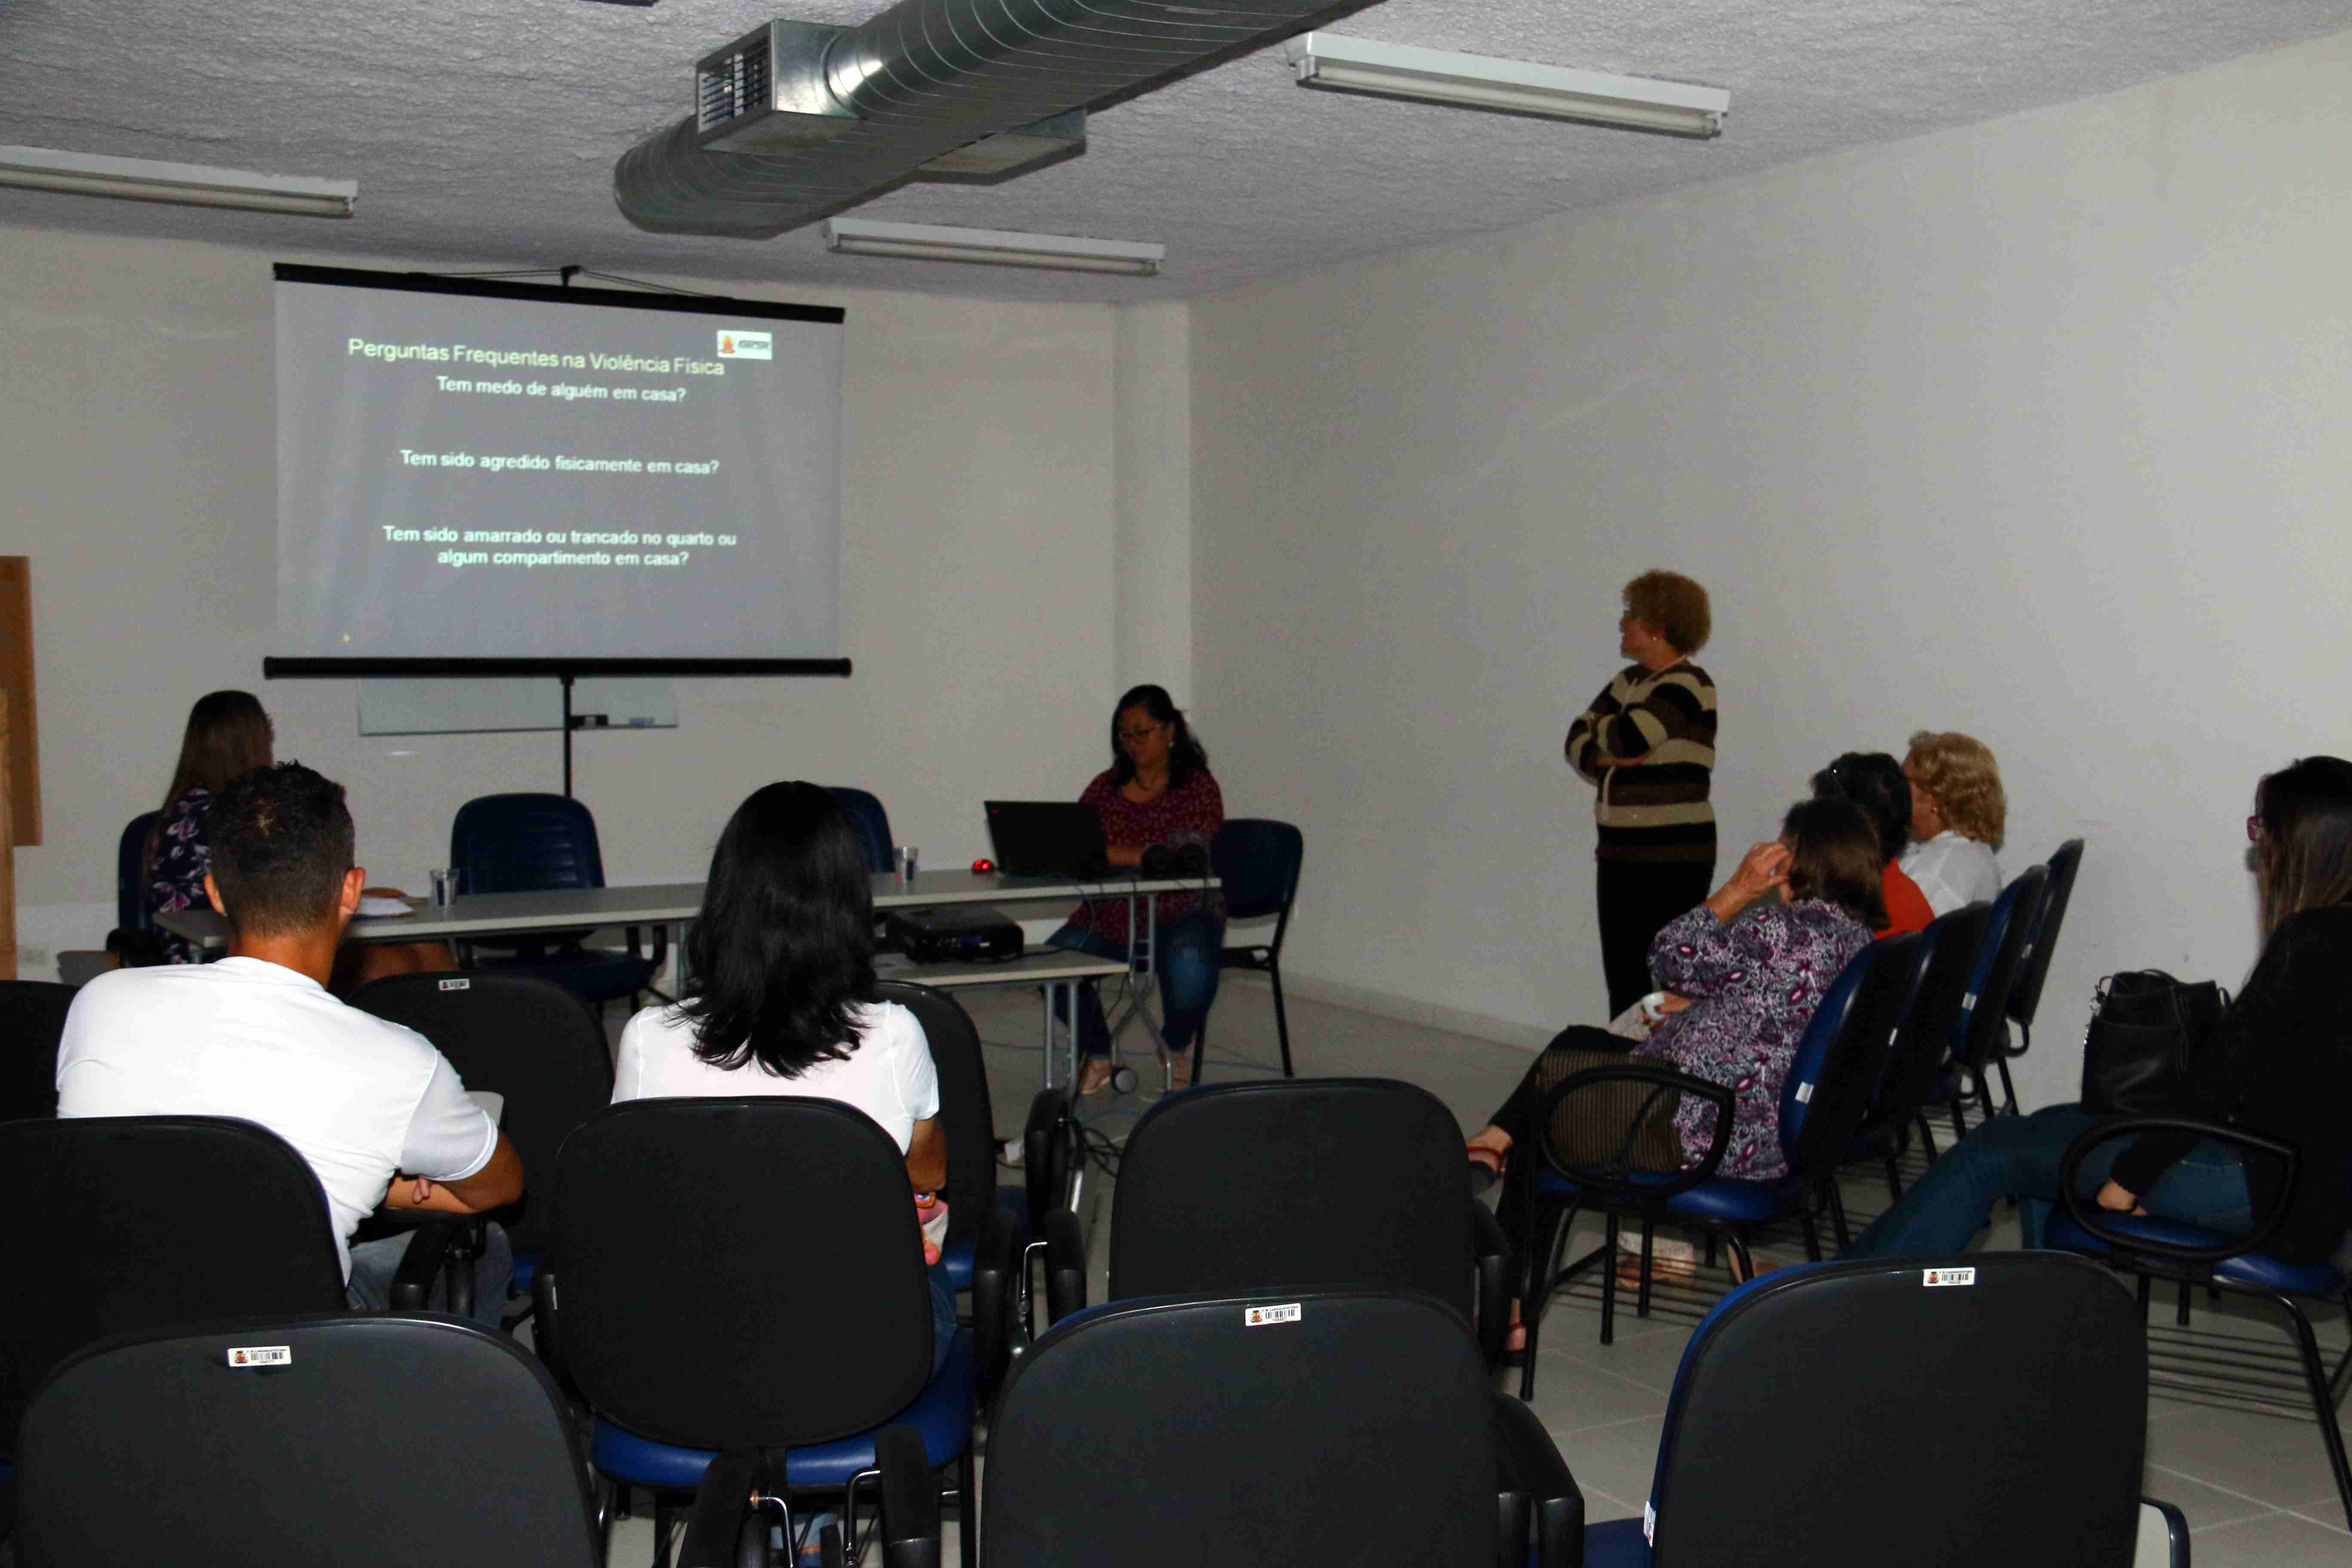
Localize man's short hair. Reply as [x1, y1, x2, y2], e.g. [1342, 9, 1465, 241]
[205, 762, 355, 937]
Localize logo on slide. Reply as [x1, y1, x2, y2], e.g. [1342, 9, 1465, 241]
[717, 330, 773, 360]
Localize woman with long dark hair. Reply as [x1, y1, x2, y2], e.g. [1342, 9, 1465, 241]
[612, 782, 954, 1367]
[147, 691, 276, 962]
[1811, 751, 1935, 937]
[1847, 756, 2352, 1262]
[1044, 684, 1225, 1093]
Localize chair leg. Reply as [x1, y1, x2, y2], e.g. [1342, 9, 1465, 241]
[1883, 1154, 1905, 1204]
[1915, 1115, 1941, 1163]
[1636, 1221, 1655, 1320]
[1725, 1230, 1756, 1285]
[957, 1445, 979, 1568]
[2137, 1274, 2153, 1318]
[1599, 1212, 1621, 1346]
[1949, 1093, 1969, 1144]
[1798, 1209, 1822, 1264]
[1269, 964, 1295, 1078]
[2176, 1278, 2193, 1328]
[2277, 1293, 2352, 1531]
[1827, 1182, 1852, 1253]
[653, 1495, 676, 1568]
[1995, 1058, 2019, 1115]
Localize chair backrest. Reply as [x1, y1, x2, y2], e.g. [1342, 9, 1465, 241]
[351, 971, 612, 1257]
[1642, 1254, 2144, 1567]
[1953, 865, 2050, 1071]
[0, 977, 77, 1120]
[0, 1115, 348, 1456]
[826, 786, 895, 875]
[985, 1289, 1499, 1568]
[549, 1097, 934, 1449]
[16, 1314, 599, 1568]
[1865, 901, 1995, 1134]
[1778, 934, 1922, 1178]
[116, 811, 160, 931]
[1210, 818, 1304, 925]
[1109, 1078, 1473, 1322]
[2006, 839, 2085, 1032]
[450, 793, 608, 895]
[872, 978, 995, 1246]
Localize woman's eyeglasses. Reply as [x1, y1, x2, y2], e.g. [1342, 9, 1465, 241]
[1117, 725, 1165, 744]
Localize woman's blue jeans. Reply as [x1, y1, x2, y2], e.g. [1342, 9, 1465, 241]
[1044, 908, 1224, 1055]
[1844, 1103, 2253, 1258]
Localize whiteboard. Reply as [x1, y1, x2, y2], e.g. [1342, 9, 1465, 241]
[357, 677, 677, 735]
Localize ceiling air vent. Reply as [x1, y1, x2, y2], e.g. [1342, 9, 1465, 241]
[695, 21, 854, 154]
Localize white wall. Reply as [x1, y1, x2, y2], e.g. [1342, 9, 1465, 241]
[1189, 30, 2352, 1105]
[0, 224, 1123, 964]
[1112, 302, 1194, 700]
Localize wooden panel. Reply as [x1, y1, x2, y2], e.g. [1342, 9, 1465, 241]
[0, 559, 37, 846]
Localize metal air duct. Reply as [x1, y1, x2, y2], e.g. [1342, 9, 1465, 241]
[615, 0, 1333, 238]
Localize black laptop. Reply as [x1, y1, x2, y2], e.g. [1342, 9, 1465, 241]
[984, 801, 1110, 878]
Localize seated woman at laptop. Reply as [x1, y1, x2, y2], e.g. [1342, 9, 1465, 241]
[611, 781, 957, 1374]
[1046, 684, 1225, 1093]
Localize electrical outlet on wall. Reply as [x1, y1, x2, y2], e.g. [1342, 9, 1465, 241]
[19, 943, 50, 971]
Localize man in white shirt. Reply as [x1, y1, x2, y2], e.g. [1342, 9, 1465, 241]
[56, 762, 523, 1324]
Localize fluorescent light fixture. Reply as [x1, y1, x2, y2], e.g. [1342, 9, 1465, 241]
[1280, 34, 1728, 140]
[0, 145, 356, 217]
[820, 217, 1163, 276]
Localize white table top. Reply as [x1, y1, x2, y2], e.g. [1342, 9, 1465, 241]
[878, 949, 1129, 989]
[153, 868, 1219, 952]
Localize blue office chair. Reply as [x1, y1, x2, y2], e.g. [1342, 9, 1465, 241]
[15, 1314, 602, 1568]
[1846, 902, 1993, 1196]
[448, 793, 661, 1008]
[543, 1099, 989, 1568]
[1583, 1255, 2187, 1567]
[2001, 838, 2086, 1087]
[1930, 864, 2048, 1134]
[114, 812, 159, 933]
[825, 787, 894, 876]
[871, 979, 1073, 1304]
[1203, 818, 1305, 1080]
[2045, 1115, 2352, 1530]
[1518, 934, 1921, 1372]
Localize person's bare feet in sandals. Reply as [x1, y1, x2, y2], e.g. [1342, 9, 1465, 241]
[1078, 1058, 1117, 1096]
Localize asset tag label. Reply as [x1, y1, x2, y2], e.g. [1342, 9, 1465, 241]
[1244, 1303, 1302, 1327]
[227, 1344, 292, 1368]
[438, 977, 471, 991]
[1923, 1267, 1977, 1288]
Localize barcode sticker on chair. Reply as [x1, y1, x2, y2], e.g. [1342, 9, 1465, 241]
[1244, 1304, 1302, 1327]
[1794, 1081, 1814, 1103]
[1922, 1268, 1976, 1288]
[438, 977, 472, 991]
[227, 1345, 292, 1368]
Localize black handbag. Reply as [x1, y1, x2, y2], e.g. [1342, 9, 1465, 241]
[2078, 970, 2228, 1115]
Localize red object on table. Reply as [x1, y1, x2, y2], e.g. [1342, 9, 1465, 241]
[971, 858, 995, 873]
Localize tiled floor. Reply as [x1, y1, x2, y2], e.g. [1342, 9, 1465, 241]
[603, 976, 2352, 1565]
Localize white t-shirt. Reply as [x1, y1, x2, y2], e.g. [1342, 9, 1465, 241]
[1899, 831, 2004, 916]
[612, 999, 938, 1152]
[55, 958, 499, 1281]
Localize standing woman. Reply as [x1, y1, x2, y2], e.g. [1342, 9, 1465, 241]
[1565, 571, 1719, 1017]
[1897, 731, 2005, 915]
[1045, 685, 1224, 1093]
[146, 690, 275, 963]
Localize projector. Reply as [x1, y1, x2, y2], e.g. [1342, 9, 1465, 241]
[885, 905, 1023, 965]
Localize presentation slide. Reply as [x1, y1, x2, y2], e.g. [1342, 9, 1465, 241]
[273, 266, 844, 669]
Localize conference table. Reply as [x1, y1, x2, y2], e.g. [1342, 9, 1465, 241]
[155, 868, 1219, 1094]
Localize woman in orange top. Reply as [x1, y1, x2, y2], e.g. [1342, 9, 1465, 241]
[1813, 753, 1935, 936]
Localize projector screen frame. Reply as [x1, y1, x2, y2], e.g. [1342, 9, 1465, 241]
[269, 262, 849, 680]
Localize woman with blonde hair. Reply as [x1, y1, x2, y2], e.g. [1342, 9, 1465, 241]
[1898, 730, 2005, 915]
[1565, 570, 1719, 1016]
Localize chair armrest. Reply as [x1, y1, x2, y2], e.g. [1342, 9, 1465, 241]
[2056, 1116, 2299, 1264]
[387, 1219, 461, 1311]
[973, 1203, 1028, 1399]
[676, 1447, 761, 1568]
[1023, 1087, 1075, 1234]
[1535, 1063, 1736, 1201]
[1041, 1206, 1088, 1323]
[2138, 1497, 2189, 1568]
[1494, 1393, 1584, 1568]
[1470, 1199, 1513, 1366]
[877, 1425, 943, 1568]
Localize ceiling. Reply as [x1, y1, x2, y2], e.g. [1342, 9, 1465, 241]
[2, 0, 2349, 305]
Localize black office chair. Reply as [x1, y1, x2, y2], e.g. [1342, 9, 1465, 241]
[870, 979, 1072, 1304]
[1935, 864, 2049, 1130]
[2004, 837, 2086, 1057]
[1582, 1254, 2186, 1566]
[15, 1314, 601, 1568]
[2045, 1115, 2352, 1530]
[1202, 817, 1304, 1081]
[0, 979, 76, 1120]
[1040, 1078, 1513, 1365]
[1519, 935, 1920, 1365]
[0, 1116, 455, 1486]
[104, 811, 167, 965]
[543, 1098, 984, 1568]
[826, 786, 895, 876]
[968, 1289, 1581, 1567]
[352, 970, 612, 1314]
[1847, 901, 1993, 1195]
[448, 792, 662, 1008]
